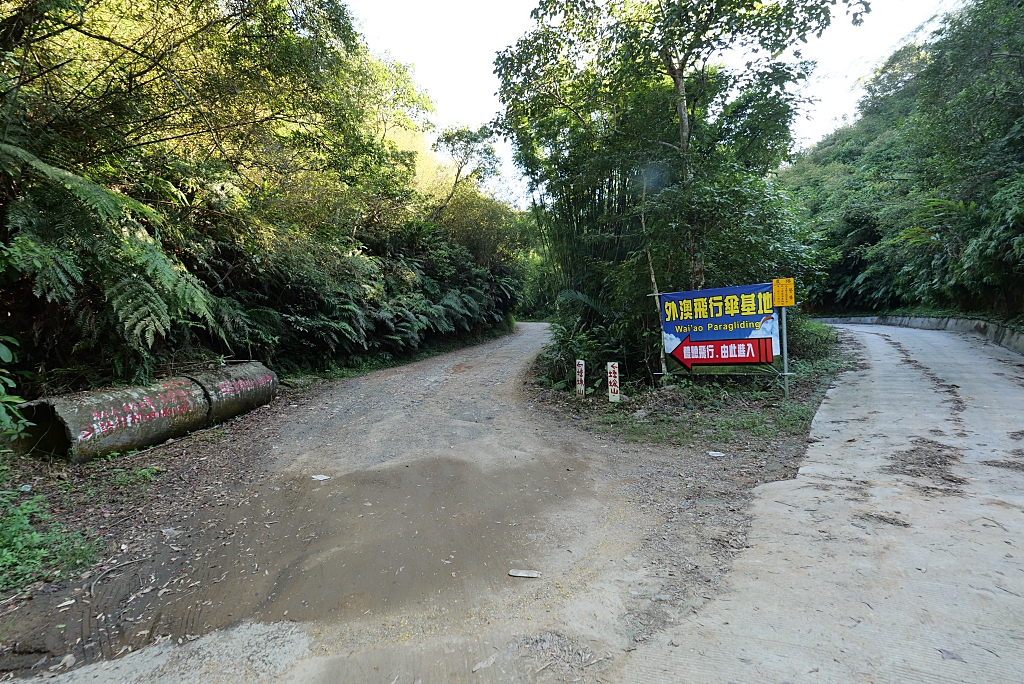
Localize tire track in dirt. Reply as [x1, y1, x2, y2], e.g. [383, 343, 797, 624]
[19, 322, 835, 682]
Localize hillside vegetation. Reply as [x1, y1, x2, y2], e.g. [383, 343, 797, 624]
[780, 0, 1024, 323]
[2, 0, 1020, 404]
[509, 0, 1022, 392]
[0, 0, 526, 402]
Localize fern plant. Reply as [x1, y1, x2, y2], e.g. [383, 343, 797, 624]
[0, 337, 31, 441]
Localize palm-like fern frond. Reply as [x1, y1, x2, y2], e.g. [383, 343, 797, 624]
[557, 289, 615, 319]
[5, 236, 84, 302]
[105, 277, 171, 349]
[0, 143, 161, 225]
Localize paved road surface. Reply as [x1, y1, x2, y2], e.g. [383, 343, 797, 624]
[618, 324, 1024, 683]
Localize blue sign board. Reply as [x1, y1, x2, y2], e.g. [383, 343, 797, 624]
[661, 283, 780, 364]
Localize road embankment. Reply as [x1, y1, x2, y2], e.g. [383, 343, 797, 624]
[818, 315, 1024, 356]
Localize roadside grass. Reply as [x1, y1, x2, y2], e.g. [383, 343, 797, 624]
[0, 454, 98, 591]
[0, 436, 190, 592]
[110, 467, 159, 488]
[535, 322, 856, 450]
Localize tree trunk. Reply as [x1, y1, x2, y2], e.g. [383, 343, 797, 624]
[0, 175, 16, 246]
[661, 52, 700, 287]
[688, 225, 705, 291]
[673, 70, 690, 171]
[641, 178, 669, 380]
[660, 48, 692, 179]
[688, 224, 704, 290]
[665, 58, 703, 287]
[646, 246, 669, 379]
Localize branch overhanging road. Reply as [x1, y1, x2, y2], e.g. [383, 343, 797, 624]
[50, 322, 1024, 683]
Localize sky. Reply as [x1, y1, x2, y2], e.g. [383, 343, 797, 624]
[786, 0, 963, 146]
[344, 0, 964, 200]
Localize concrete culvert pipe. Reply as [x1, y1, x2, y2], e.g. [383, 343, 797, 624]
[185, 362, 278, 425]
[16, 362, 278, 462]
[17, 377, 210, 463]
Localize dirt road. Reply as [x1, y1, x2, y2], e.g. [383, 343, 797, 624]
[45, 323, 679, 682]
[34, 322, 1024, 683]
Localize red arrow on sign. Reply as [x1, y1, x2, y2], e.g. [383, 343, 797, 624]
[669, 335, 773, 370]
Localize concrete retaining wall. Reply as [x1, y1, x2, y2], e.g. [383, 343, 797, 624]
[817, 316, 1024, 357]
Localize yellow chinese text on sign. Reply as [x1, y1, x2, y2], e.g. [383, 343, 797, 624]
[772, 278, 795, 307]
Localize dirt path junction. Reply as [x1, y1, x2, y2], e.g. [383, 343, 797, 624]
[13, 322, 1024, 683]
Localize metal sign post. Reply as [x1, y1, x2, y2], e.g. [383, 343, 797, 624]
[772, 278, 795, 401]
[781, 306, 789, 400]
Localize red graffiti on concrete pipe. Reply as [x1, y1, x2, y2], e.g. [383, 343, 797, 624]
[80, 379, 200, 441]
[216, 373, 275, 397]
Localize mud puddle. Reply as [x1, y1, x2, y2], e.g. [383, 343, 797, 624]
[214, 455, 591, 624]
[12, 453, 593, 670]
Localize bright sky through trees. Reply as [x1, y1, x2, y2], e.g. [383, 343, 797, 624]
[789, 0, 963, 145]
[346, 0, 959, 195]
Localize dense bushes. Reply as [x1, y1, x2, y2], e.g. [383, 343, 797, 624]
[781, 0, 1024, 323]
[0, 0, 525, 396]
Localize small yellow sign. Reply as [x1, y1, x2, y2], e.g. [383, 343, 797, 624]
[772, 278, 795, 307]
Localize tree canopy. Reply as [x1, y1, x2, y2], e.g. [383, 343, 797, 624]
[498, 0, 867, 383]
[4, 0, 1018, 402]
[0, 0, 527, 396]
[781, 0, 1024, 321]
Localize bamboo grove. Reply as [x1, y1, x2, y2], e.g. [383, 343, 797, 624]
[499, 0, 868, 385]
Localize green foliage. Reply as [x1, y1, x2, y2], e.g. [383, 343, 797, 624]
[535, 316, 622, 389]
[110, 467, 158, 488]
[497, 0, 859, 386]
[782, 0, 1024, 321]
[0, 488, 97, 591]
[772, 400, 817, 436]
[0, 0, 524, 395]
[0, 336, 29, 440]
[430, 126, 501, 221]
[785, 314, 839, 362]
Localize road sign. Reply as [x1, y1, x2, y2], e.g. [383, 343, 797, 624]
[575, 360, 585, 396]
[772, 278, 795, 307]
[661, 283, 780, 363]
[607, 362, 620, 402]
[769, 278, 795, 398]
[669, 336, 774, 370]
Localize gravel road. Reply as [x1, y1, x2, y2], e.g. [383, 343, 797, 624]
[51, 323, 661, 682]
